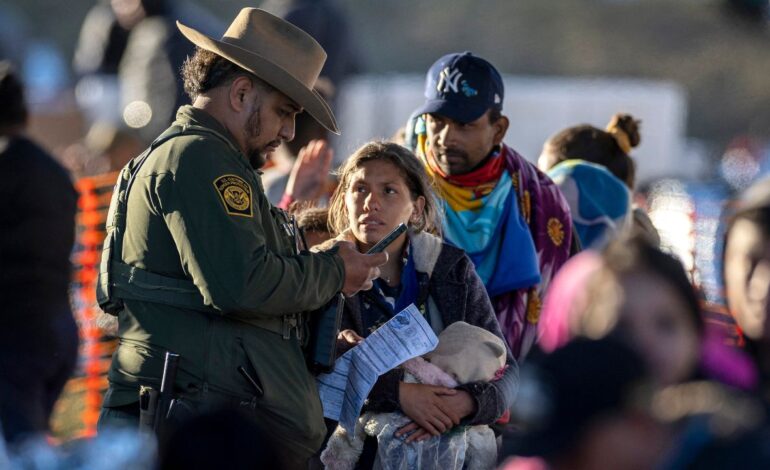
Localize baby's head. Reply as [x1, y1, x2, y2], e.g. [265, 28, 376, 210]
[425, 322, 507, 384]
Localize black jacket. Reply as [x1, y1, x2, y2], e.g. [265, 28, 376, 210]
[0, 135, 77, 320]
[339, 230, 519, 426]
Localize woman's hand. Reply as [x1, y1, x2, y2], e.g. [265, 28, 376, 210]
[395, 423, 432, 443]
[395, 389, 476, 443]
[336, 329, 364, 352]
[397, 382, 458, 438]
[437, 390, 476, 422]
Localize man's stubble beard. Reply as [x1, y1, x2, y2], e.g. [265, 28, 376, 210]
[245, 103, 266, 169]
[431, 146, 471, 176]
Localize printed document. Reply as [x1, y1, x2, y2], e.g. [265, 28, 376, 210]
[316, 304, 438, 432]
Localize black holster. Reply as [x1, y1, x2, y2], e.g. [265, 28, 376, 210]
[305, 293, 345, 375]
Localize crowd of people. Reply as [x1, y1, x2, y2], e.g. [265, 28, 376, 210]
[3, 3, 770, 470]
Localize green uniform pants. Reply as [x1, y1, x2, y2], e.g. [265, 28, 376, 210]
[99, 334, 326, 470]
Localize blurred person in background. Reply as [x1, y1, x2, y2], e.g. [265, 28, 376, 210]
[73, 0, 222, 139]
[534, 237, 770, 469]
[576, 236, 706, 386]
[545, 160, 630, 250]
[724, 177, 770, 400]
[60, 121, 144, 179]
[540, 233, 758, 388]
[0, 62, 79, 443]
[538, 113, 661, 247]
[260, 0, 360, 96]
[503, 338, 770, 470]
[536, 115, 641, 249]
[405, 52, 573, 361]
[502, 338, 672, 470]
[262, 78, 335, 208]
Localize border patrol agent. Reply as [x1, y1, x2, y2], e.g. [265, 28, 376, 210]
[95, 9, 386, 468]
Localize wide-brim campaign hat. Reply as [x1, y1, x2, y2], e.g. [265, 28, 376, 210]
[177, 8, 339, 134]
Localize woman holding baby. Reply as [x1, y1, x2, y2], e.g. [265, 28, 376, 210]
[317, 141, 518, 468]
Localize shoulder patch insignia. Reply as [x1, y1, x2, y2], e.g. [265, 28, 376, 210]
[213, 174, 252, 217]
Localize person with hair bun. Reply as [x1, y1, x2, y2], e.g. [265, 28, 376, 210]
[538, 113, 659, 248]
[539, 113, 640, 188]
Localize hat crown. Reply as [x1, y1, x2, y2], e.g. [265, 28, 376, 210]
[425, 52, 504, 108]
[221, 8, 326, 89]
[176, 8, 338, 133]
[413, 52, 504, 123]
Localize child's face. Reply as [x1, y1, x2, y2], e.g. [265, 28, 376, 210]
[724, 218, 770, 341]
[616, 270, 700, 385]
[344, 159, 424, 251]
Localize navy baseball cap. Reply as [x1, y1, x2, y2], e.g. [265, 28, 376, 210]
[414, 52, 504, 124]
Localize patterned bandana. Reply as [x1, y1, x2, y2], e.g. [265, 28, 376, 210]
[415, 119, 540, 297]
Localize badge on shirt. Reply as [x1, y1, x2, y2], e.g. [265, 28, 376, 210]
[213, 174, 252, 217]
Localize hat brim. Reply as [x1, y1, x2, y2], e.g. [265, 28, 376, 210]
[413, 99, 489, 124]
[177, 21, 339, 135]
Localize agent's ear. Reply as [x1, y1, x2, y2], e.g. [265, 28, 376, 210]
[228, 76, 254, 112]
[492, 115, 510, 146]
[410, 195, 426, 225]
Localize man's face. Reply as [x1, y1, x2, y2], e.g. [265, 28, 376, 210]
[724, 217, 770, 341]
[240, 87, 301, 168]
[424, 111, 508, 175]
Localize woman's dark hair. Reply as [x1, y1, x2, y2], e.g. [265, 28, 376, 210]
[590, 235, 704, 336]
[328, 141, 441, 236]
[294, 206, 331, 234]
[0, 62, 27, 131]
[544, 113, 641, 189]
[181, 48, 274, 101]
[488, 108, 502, 124]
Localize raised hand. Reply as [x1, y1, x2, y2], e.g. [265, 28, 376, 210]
[285, 139, 334, 202]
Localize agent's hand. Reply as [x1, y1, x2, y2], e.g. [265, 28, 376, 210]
[396, 382, 458, 438]
[333, 241, 387, 296]
[336, 329, 364, 353]
[285, 139, 333, 202]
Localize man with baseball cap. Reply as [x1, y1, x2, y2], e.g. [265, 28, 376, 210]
[96, 8, 385, 467]
[407, 52, 573, 361]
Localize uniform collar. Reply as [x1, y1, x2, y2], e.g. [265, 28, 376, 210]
[173, 105, 264, 173]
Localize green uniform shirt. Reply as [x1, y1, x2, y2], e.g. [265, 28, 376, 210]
[104, 105, 344, 410]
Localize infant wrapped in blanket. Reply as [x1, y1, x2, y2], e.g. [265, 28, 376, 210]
[321, 321, 508, 470]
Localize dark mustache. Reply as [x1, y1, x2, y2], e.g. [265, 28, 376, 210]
[437, 148, 467, 159]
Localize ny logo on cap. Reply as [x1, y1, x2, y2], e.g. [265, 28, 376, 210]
[437, 67, 463, 94]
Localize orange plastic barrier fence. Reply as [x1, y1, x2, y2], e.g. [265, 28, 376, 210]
[53, 172, 120, 440]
